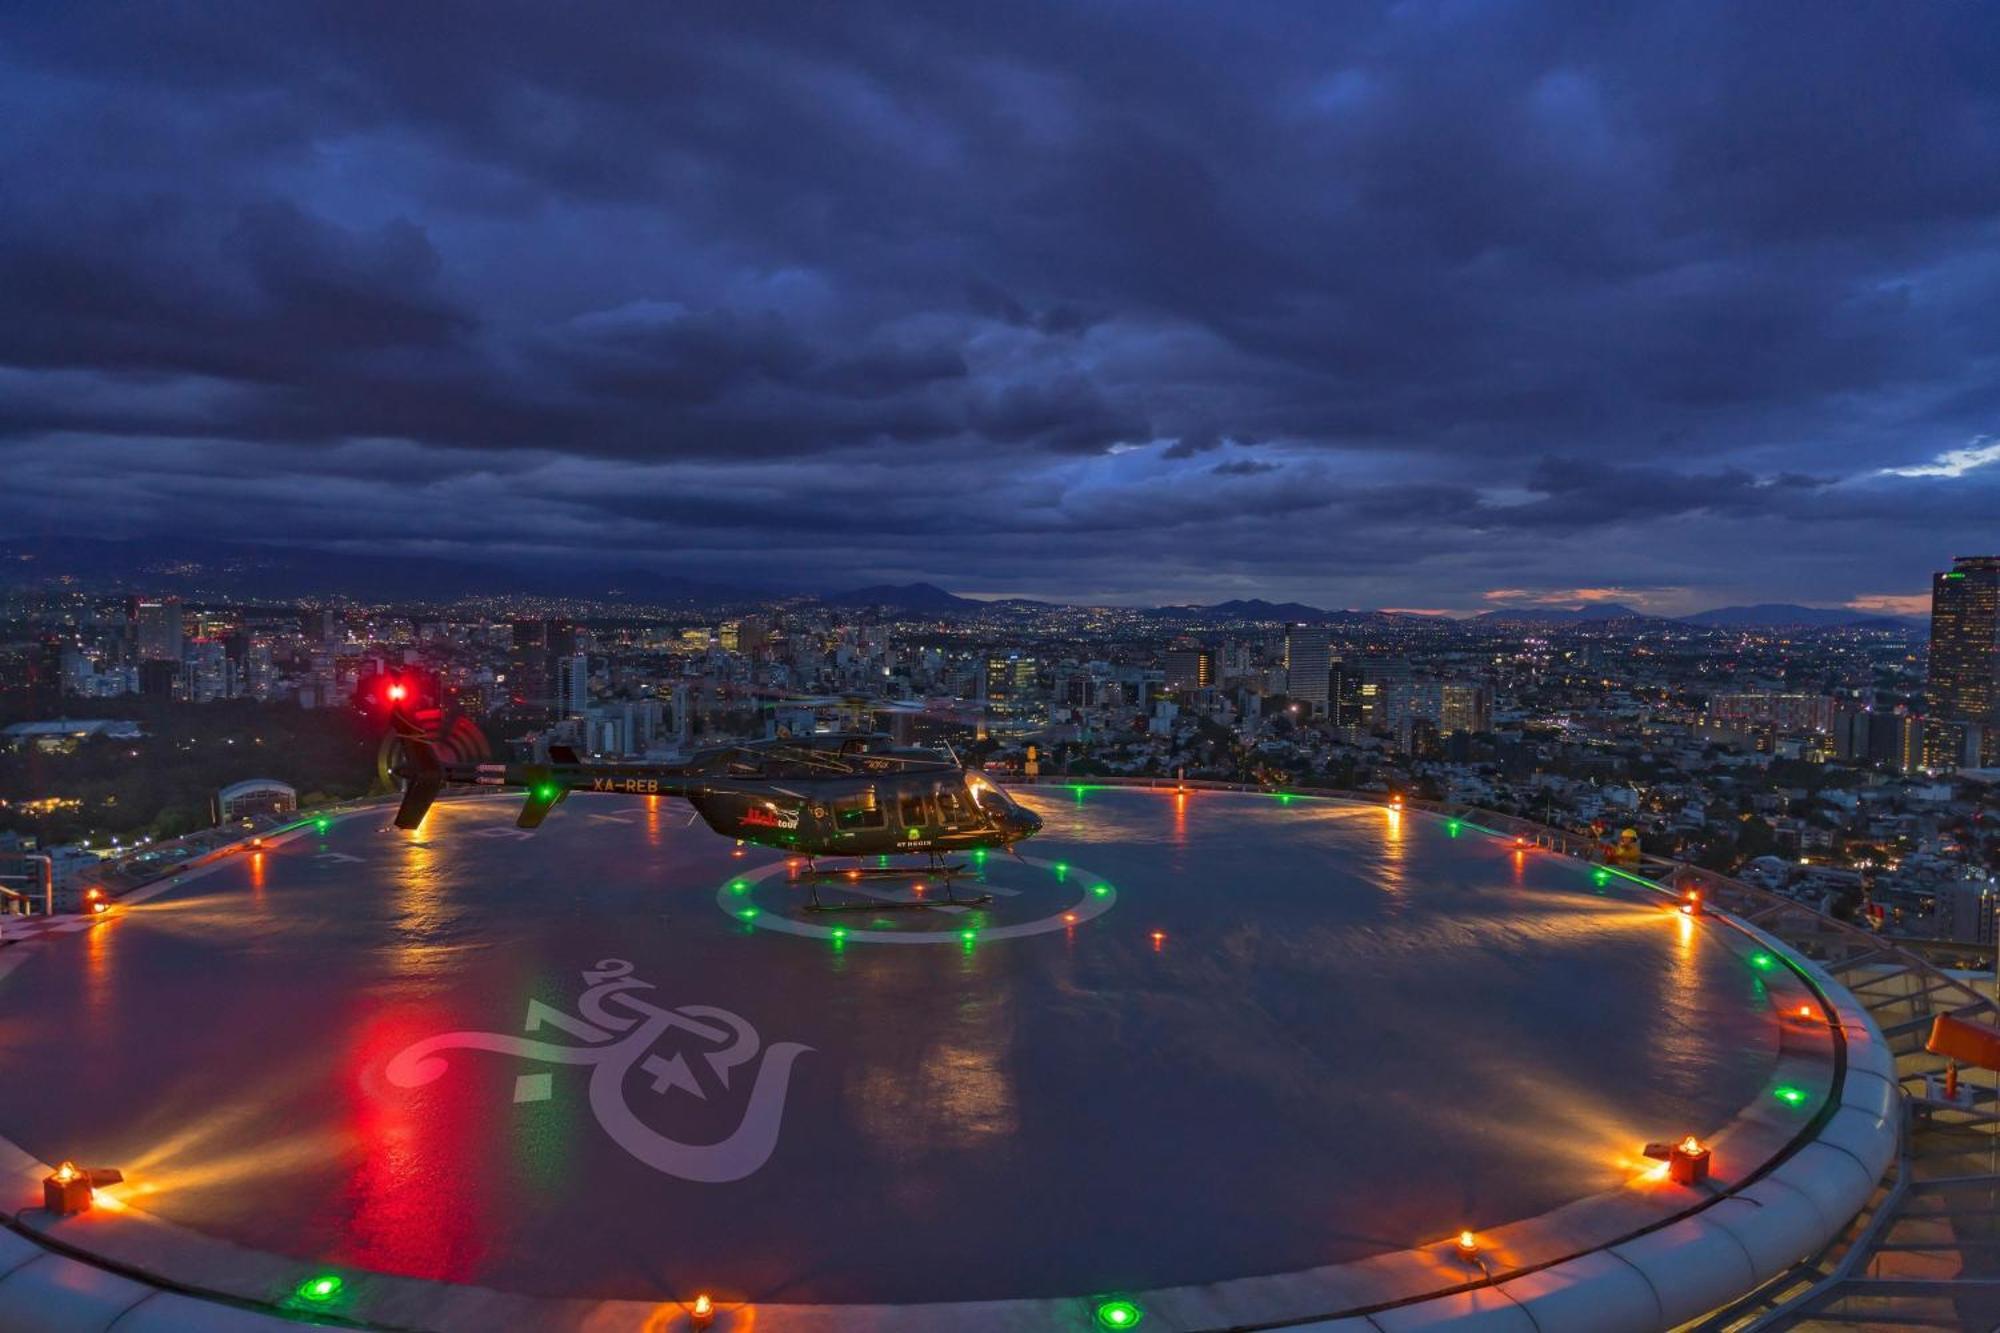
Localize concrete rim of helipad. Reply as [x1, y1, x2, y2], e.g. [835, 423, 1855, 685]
[0, 792, 1899, 1333]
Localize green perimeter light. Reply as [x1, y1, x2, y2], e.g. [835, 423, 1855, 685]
[1096, 1299, 1144, 1328]
[729, 880, 749, 894]
[1773, 1085, 1808, 1107]
[1447, 820, 1461, 837]
[297, 1274, 343, 1304]
[1750, 951, 1776, 970]
[314, 818, 330, 834]
[830, 926, 848, 943]
[960, 928, 977, 943]
[738, 908, 758, 921]
[536, 783, 559, 802]
[1093, 884, 1110, 897]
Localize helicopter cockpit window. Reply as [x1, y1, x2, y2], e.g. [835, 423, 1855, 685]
[965, 774, 1015, 812]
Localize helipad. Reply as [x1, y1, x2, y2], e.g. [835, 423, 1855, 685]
[0, 788, 1896, 1331]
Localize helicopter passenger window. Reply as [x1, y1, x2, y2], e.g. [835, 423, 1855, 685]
[933, 784, 970, 827]
[833, 793, 885, 830]
[899, 793, 928, 828]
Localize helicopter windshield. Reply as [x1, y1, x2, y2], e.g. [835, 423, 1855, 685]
[964, 772, 1016, 813]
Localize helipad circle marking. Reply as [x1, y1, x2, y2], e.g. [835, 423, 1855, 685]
[716, 854, 1115, 944]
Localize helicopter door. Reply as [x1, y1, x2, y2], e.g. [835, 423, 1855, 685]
[932, 782, 973, 831]
[897, 790, 929, 834]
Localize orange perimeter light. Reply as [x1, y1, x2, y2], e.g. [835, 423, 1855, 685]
[690, 1292, 715, 1328]
[1456, 1229, 1479, 1260]
[1669, 1135, 1712, 1185]
[44, 1160, 119, 1216]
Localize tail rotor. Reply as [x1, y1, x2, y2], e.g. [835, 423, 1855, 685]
[380, 708, 490, 830]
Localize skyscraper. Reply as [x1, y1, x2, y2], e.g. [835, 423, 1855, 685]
[556, 652, 589, 718]
[983, 653, 1036, 704]
[1283, 624, 1331, 712]
[1165, 646, 1214, 692]
[131, 596, 183, 663]
[1925, 556, 2000, 768]
[1438, 682, 1493, 736]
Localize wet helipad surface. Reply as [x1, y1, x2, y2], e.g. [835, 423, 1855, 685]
[0, 789, 1783, 1306]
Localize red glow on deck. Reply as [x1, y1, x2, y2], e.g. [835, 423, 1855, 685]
[342, 1008, 490, 1281]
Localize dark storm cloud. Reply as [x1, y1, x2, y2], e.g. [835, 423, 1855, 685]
[4, 1, 1999, 607]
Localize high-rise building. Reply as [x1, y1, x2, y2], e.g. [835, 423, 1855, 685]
[1165, 646, 1215, 692]
[556, 652, 589, 718]
[510, 620, 551, 710]
[137, 659, 179, 699]
[186, 639, 236, 702]
[1357, 657, 1414, 730]
[1925, 556, 2000, 768]
[1283, 625, 1331, 712]
[983, 653, 1036, 704]
[131, 597, 183, 663]
[1438, 681, 1493, 736]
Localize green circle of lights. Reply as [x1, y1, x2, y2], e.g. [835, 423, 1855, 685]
[715, 853, 1116, 946]
[1096, 1299, 1144, 1328]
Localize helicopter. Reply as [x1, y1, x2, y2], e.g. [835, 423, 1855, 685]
[383, 708, 1042, 910]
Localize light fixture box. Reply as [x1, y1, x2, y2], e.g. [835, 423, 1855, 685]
[44, 1173, 92, 1215]
[1669, 1142, 1712, 1186]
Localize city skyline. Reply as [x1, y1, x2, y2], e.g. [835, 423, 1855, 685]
[6, 6, 2000, 611]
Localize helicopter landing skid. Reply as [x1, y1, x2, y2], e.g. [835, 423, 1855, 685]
[801, 890, 994, 913]
[800, 861, 969, 882]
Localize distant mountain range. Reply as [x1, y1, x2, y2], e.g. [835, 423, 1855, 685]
[821, 582, 984, 612]
[1474, 600, 1918, 628]
[1147, 598, 1381, 623]
[0, 536, 770, 606]
[1679, 602, 1910, 628]
[0, 536, 1924, 629]
[1474, 603, 1654, 624]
